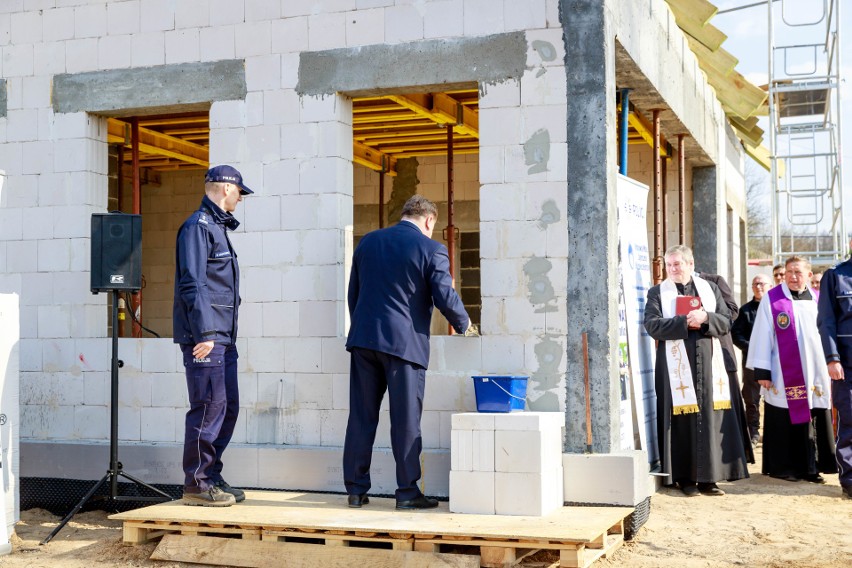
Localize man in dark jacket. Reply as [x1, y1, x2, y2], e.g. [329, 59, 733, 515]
[344, 195, 471, 510]
[732, 274, 771, 444]
[173, 165, 252, 507]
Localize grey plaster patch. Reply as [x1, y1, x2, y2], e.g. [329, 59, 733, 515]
[0, 79, 6, 118]
[524, 257, 557, 312]
[531, 40, 557, 62]
[53, 60, 247, 115]
[538, 199, 561, 228]
[529, 335, 563, 410]
[692, 166, 719, 272]
[297, 32, 527, 96]
[387, 157, 419, 222]
[524, 128, 550, 174]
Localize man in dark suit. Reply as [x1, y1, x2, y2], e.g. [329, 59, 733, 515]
[344, 195, 471, 510]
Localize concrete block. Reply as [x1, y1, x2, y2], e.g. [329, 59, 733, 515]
[495, 429, 562, 473]
[38, 305, 71, 338]
[98, 34, 132, 69]
[82, 371, 109, 407]
[480, 259, 521, 297]
[463, 0, 504, 36]
[424, 0, 463, 39]
[118, 371, 154, 409]
[208, 128, 247, 164]
[256, 373, 288, 410]
[283, 337, 322, 373]
[299, 301, 339, 337]
[73, 405, 109, 440]
[20, 272, 52, 306]
[245, 337, 286, 373]
[242, 266, 283, 302]
[521, 66, 567, 107]
[302, 229, 342, 265]
[238, 302, 263, 338]
[22, 75, 51, 110]
[451, 412, 495, 431]
[449, 470, 494, 514]
[308, 12, 346, 51]
[117, 339, 143, 371]
[288, 373, 333, 409]
[117, 406, 141, 441]
[66, 37, 99, 73]
[34, 41, 67, 75]
[244, 194, 281, 231]
[320, 408, 348, 446]
[5, 241, 36, 274]
[199, 25, 235, 61]
[19, 339, 41, 373]
[422, 410, 441, 449]
[142, 339, 180, 373]
[21, 205, 54, 240]
[245, 91, 264, 126]
[480, 107, 521, 148]
[11, 10, 41, 44]
[424, 374, 475, 412]
[321, 337, 348, 374]
[271, 16, 308, 54]
[493, 411, 563, 432]
[563, 451, 653, 506]
[384, 4, 423, 44]
[141, 0, 175, 32]
[505, 0, 546, 31]
[235, 21, 271, 59]
[345, 7, 383, 46]
[75, 3, 107, 39]
[152, 373, 188, 408]
[480, 335, 526, 375]
[7, 109, 39, 142]
[19, 306, 37, 339]
[281, 52, 300, 88]
[279, 408, 323, 446]
[300, 157, 351, 194]
[264, 89, 300, 125]
[245, 0, 279, 21]
[210, 0, 245, 26]
[332, 373, 349, 409]
[282, 122, 318, 158]
[131, 31, 165, 67]
[261, 230, 299, 265]
[472, 429, 495, 471]
[440, 336, 482, 373]
[246, 124, 280, 164]
[142, 407, 178, 443]
[478, 145, 504, 185]
[175, 0, 209, 28]
[279, 195, 318, 230]
[260, 301, 300, 337]
[210, 98, 246, 128]
[37, 239, 70, 272]
[165, 28, 200, 64]
[451, 428, 472, 471]
[495, 468, 563, 516]
[74, 338, 111, 373]
[546, 143, 567, 182]
[43, 7, 75, 41]
[263, 159, 300, 195]
[69, 305, 104, 341]
[522, 106, 566, 144]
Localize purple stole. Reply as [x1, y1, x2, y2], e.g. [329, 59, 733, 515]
[767, 285, 815, 425]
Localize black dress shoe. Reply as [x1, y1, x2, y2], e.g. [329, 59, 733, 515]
[802, 474, 826, 484]
[697, 483, 725, 496]
[679, 482, 700, 497]
[770, 474, 801, 482]
[347, 494, 369, 508]
[842, 486, 852, 500]
[395, 495, 438, 510]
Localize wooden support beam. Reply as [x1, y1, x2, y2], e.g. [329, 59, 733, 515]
[665, 0, 726, 51]
[353, 140, 397, 175]
[108, 118, 208, 167]
[665, 0, 717, 26]
[432, 92, 479, 137]
[686, 37, 738, 77]
[625, 106, 670, 157]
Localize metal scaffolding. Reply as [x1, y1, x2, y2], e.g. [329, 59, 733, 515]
[768, 0, 844, 264]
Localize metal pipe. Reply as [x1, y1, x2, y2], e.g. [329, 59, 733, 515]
[447, 124, 456, 335]
[678, 134, 686, 244]
[652, 110, 664, 283]
[131, 118, 142, 338]
[662, 155, 668, 250]
[117, 145, 124, 213]
[619, 89, 631, 176]
[378, 165, 385, 229]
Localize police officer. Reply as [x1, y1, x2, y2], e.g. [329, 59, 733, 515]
[816, 239, 852, 500]
[174, 165, 252, 506]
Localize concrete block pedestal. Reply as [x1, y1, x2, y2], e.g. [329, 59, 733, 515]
[450, 412, 563, 516]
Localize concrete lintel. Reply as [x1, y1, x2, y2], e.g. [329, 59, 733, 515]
[692, 166, 721, 272]
[296, 32, 527, 96]
[0, 79, 6, 118]
[52, 60, 247, 115]
[562, 0, 621, 454]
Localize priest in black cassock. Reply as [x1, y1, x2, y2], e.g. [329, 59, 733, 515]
[644, 245, 750, 497]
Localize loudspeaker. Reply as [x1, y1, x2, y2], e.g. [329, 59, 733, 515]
[91, 213, 142, 293]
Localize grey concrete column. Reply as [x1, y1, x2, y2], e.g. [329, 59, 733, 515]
[561, 0, 620, 454]
[692, 166, 720, 273]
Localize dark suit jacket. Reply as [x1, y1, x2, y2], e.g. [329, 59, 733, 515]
[697, 272, 739, 372]
[346, 220, 470, 369]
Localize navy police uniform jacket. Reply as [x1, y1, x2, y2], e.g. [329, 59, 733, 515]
[173, 195, 240, 346]
[346, 220, 469, 369]
[818, 257, 852, 366]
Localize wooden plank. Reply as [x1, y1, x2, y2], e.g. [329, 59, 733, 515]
[665, 0, 717, 26]
[122, 524, 149, 544]
[150, 534, 480, 568]
[480, 546, 515, 568]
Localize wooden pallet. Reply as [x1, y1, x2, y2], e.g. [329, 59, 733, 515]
[111, 491, 631, 568]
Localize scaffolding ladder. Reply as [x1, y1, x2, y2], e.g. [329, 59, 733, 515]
[769, 0, 844, 265]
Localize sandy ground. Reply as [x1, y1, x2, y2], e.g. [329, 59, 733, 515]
[1, 447, 849, 568]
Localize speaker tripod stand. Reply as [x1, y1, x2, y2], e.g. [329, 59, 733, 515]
[41, 290, 173, 545]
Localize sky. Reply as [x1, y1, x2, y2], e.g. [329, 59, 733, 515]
[711, 0, 851, 242]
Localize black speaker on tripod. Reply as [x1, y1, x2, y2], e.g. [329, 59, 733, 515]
[90, 213, 142, 293]
[43, 212, 172, 545]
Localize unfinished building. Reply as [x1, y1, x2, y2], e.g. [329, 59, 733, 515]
[0, 0, 765, 525]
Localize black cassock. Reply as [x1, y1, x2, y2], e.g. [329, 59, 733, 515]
[644, 278, 751, 486]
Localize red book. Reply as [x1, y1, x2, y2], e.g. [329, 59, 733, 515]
[676, 296, 702, 315]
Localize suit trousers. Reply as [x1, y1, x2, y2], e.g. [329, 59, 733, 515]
[181, 343, 239, 492]
[741, 366, 761, 438]
[834, 376, 852, 489]
[343, 348, 426, 501]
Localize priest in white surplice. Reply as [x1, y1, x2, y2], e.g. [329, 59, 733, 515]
[747, 256, 836, 483]
[644, 245, 750, 497]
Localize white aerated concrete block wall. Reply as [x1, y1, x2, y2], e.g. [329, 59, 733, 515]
[450, 412, 563, 515]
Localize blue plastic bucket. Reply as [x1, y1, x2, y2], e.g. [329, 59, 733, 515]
[471, 375, 528, 413]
